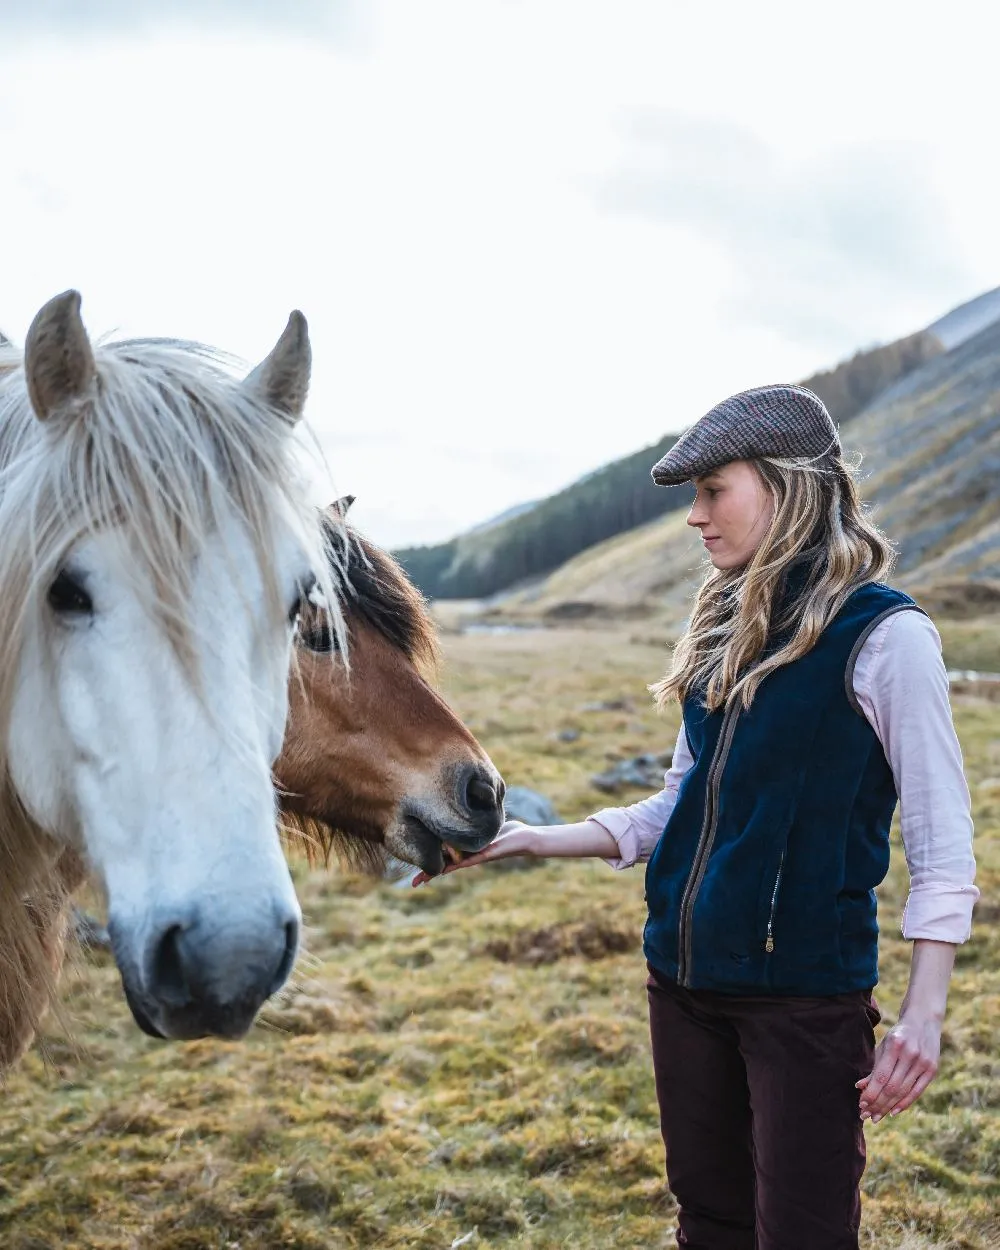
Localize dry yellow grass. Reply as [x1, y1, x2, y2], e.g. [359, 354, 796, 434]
[1, 624, 998, 1249]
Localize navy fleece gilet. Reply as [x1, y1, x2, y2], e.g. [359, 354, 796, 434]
[643, 582, 921, 995]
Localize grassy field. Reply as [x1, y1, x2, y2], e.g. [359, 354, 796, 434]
[1, 623, 999, 1249]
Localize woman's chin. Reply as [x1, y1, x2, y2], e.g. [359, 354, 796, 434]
[706, 547, 749, 571]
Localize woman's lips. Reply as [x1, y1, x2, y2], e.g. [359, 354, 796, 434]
[703, 535, 721, 546]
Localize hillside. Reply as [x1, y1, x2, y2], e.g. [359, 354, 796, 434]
[396, 330, 942, 601]
[395, 431, 688, 601]
[491, 316, 1000, 627]
[928, 285, 1000, 350]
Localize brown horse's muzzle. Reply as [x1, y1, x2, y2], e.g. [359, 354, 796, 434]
[393, 760, 505, 876]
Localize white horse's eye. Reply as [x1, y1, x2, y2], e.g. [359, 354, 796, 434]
[291, 578, 338, 654]
[48, 570, 94, 616]
[288, 576, 315, 625]
[288, 576, 329, 622]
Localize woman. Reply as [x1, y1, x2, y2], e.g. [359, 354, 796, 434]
[416, 384, 979, 1249]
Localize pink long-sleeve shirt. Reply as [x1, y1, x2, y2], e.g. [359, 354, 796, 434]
[590, 610, 979, 945]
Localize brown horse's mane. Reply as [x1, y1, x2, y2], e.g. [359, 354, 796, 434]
[279, 811, 390, 876]
[279, 515, 442, 874]
[326, 515, 441, 678]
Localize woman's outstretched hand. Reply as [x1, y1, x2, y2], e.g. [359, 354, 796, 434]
[411, 820, 539, 887]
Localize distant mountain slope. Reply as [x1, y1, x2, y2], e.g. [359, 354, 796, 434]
[497, 508, 702, 625]
[465, 500, 539, 536]
[396, 432, 687, 601]
[397, 330, 942, 600]
[928, 286, 1000, 350]
[850, 317, 1000, 584]
[496, 316, 1000, 626]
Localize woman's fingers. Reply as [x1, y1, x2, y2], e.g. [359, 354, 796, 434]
[861, 1052, 923, 1121]
[411, 829, 536, 887]
[874, 1062, 923, 1119]
[858, 1025, 939, 1122]
[884, 1068, 936, 1117]
[859, 1036, 913, 1120]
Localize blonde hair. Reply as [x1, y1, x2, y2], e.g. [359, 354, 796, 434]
[652, 453, 894, 713]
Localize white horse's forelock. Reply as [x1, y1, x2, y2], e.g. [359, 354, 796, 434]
[0, 334, 345, 679]
[0, 328, 346, 1054]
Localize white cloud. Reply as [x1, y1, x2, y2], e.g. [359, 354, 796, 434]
[1, 0, 365, 43]
[1, 0, 999, 547]
[596, 114, 974, 356]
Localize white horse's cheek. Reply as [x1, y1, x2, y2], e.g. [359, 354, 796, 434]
[263, 644, 294, 764]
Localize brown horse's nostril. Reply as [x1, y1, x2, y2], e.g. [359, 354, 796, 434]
[466, 773, 499, 814]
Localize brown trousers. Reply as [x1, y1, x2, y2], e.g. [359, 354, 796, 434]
[646, 965, 880, 1250]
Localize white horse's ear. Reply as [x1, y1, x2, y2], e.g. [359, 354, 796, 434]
[327, 495, 356, 520]
[243, 310, 311, 423]
[24, 290, 97, 423]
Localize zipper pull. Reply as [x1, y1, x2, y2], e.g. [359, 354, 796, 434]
[764, 853, 783, 956]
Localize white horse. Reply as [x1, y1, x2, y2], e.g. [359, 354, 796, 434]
[0, 291, 343, 1064]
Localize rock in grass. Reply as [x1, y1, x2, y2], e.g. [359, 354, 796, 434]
[503, 786, 559, 826]
[590, 751, 672, 794]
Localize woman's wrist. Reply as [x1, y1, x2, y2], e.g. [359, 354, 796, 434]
[898, 939, 956, 1024]
[898, 992, 948, 1025]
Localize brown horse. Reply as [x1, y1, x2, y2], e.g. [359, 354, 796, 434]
[277, 497, 505, 877]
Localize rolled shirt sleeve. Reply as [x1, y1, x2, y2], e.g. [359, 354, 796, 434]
[853, 610, 979, 944]
[589, 722, 694, 870]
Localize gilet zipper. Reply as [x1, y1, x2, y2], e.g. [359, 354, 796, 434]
[764, 852, 785, 954]
[676, 699, 741, 987]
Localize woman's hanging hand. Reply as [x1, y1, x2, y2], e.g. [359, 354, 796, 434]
[856, 1012, 942, 1122]
[856, 939, 956, 1122]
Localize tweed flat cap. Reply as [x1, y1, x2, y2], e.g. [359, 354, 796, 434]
[651, 384, 841, 487]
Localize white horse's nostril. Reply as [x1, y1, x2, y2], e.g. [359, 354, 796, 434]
[141, 904, 300, 1026]
[150, 923, 189, 1008]
[268, 919, 300, 996]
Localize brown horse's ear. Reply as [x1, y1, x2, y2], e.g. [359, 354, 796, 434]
[243, 310, 311, 423]
[327, 495, 356, 520]
[24, 290, 97, 424]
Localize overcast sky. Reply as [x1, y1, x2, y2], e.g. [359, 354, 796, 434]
[2, 1, 998, 547]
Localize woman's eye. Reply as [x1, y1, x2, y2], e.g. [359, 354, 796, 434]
[48, 570, 94, 616]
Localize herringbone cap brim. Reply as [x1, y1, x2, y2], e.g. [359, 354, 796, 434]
[651, 384, 841, 487]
